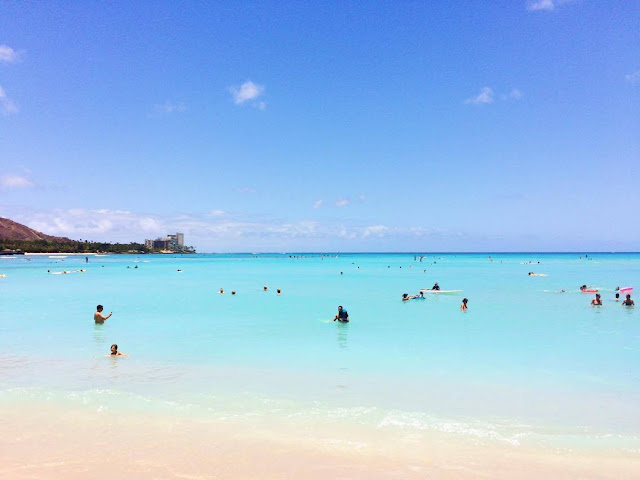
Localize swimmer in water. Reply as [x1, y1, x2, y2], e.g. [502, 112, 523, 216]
[333, 305, 349, 323]
[94, 305, 112, 324]
[107, 344, 128, 357]
[622, 294, 634, 307]
[591, 294, 602, 306]
[460, 298, 468, 311]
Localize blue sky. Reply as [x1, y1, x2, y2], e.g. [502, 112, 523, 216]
[1, 1, 638, 252]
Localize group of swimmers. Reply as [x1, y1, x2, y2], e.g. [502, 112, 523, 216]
[591, 293, 634, 306]
[218, 286, 282, 296]
[580, 285, 635, 306]
[400, 282, 469, 311]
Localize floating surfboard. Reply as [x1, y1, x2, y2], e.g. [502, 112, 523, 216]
[420, 289, 462, 294]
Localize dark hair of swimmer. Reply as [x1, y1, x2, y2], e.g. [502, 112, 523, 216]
[97, 305, 103, 311]
[462, 298, 468, 303]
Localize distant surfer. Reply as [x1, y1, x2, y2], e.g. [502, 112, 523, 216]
[432, 282, 440, 291]
[591, 294, 602, 306]
[94, 305, 112, 324]
[615, 286, 620, 301]
[334, 305, 349, 323]
[622, 294, 634, 307]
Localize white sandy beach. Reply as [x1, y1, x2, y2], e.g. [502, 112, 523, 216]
[1, 404, 638, 480]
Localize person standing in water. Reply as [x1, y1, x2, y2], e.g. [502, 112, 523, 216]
[460, 298, 468, 311]
[622, 294, 635, 306]
[94, 305, 112, 324]
[591, 294, 602, 306]
[334, 306, 349, 323]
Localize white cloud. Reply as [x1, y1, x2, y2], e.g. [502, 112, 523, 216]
[0, 45, 21, 63]
[229, 80, 265, 105]
[337, 226, 356, 239]
[626, 71, 640, 85]
[1, 175, 33, 188]
[23, 209, 166, 241]
[313, 200, 323, 209]
[0, 85, 18, 115]
[335, 198, 350, 207]
[363, 225, 388, 238]
[209, 209, 226, 217]
[2, 207, 501, 251]
[465, 87, 494, 105]
[527, 0, 555, 11]
[358, 194, 366, 201]
[527, 0, 574, 11]
[506, 88, 522, 100]
[237, 186, 256, 194]
[154, 101, 186, 114]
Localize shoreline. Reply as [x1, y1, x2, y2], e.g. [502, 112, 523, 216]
[1, 403, 638, 480]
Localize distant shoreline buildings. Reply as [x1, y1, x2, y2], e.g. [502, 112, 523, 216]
[144, 232, 195, 253]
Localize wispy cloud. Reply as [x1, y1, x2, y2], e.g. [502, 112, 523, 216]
[1, 175, 33, 188]
[4, 206, 483, 251]
[0, 45, 21, 63]
[153, 101, 186, 114]
[0, 85, 18, 115]
[209, 209, 226, 217]
[313, 199, 323, 209]
[229, 80, 265, 107]
[626, 71, 640, 85]
[505, 88, 522, 100]
[467, 87, 523, 105]
[237, 186, 256, 194]
[527, 0, 555, 11]
[21, 209, 169, 241]
[465, 87, 494, 105]
[527, 0, 574, 11]
[363, 225, 388, 238]
[335, 198, 350, 207]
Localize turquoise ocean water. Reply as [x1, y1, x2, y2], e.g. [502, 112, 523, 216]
[1, 252, 639, 451]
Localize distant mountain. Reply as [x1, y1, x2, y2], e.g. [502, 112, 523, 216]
[0, 217, 73, 242]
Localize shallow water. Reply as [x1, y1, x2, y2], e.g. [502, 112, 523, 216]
[1, 252, 639, 451]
